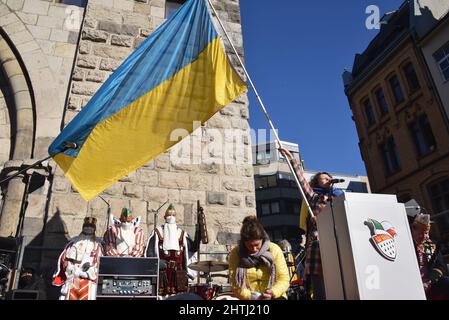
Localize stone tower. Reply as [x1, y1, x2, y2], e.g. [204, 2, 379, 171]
[0, 0, 254, 297]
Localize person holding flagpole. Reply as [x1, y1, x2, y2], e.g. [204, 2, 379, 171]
[278, 148, 343, 300]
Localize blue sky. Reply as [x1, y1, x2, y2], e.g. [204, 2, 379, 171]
[239, 0, 404, 175]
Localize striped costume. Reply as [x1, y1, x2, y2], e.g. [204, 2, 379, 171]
[291, 160, 328, 277]
[103, 224, 145, 257]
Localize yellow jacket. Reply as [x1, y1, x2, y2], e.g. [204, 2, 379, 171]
[228, 242, 290, 300]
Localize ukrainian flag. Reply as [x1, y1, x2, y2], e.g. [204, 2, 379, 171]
[48, 0, 247, 201]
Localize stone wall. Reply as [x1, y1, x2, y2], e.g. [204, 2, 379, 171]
[0, 0, 84, 157]
[49, 0, 254, 254]
[0, 0, 255, 293]
[0, 69, 11, 167]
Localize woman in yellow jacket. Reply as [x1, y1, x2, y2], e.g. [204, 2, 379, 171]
[228, 216, 290, 300]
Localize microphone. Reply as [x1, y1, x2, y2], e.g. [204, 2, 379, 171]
[330, 178, 345, 184]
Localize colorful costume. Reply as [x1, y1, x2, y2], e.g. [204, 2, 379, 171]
[412, 214, 449, 300]
[103, 208, 145, 257]
[52, 217, 103, 300]
[145, 204, 198, 295]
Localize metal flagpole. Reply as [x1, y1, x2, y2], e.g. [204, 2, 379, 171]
[205, 0, 315, 218]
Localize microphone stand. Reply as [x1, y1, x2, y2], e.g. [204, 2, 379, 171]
[147, 200, 169, 258]
[154, 200, 169, 237]
[98, 196, 111, 233]
[0, 156, 51, 186]
[327, 183, 347, 300]
[0, 143, 77, 186]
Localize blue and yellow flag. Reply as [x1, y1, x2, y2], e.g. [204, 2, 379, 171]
[48, 0, 247, 200]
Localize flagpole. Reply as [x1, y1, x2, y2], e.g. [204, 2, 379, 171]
[205, 0, 315, 219]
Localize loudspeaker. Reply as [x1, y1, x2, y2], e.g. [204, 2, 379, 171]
[0, 237, 19, 268]
[6, 289, 39, 300]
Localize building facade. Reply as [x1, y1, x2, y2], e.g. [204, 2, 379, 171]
[0, 0, 254, 298]
[343, 1, 449, 249]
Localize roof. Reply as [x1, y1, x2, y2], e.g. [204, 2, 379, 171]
[351, 2, 410, 78]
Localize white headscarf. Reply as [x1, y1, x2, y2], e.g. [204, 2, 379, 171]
[162, 216, 180, 251]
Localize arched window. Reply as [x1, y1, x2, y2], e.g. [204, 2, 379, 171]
[408, 114, 436, 157]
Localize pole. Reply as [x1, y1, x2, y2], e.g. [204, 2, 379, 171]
[98, 196, 111, 233]
[154, 200, 169, 236]
[0, 142, 78, 186]
[0, 156, 51, 186]
[197, 200, 201, 284]
[11, 236, 25, 291]
[205, 0, 315, 218]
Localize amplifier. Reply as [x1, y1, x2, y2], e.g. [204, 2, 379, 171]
[96, 257, 159, 300]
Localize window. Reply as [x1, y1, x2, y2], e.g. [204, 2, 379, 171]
[433, 42, 449, 81]
[285, 200, 300, 215]
[267, 175, 277, 187]
[259, 201, 280, 215]
[380, 136, 401, 176]
[428, 178, 449, 238]
[363, 98, 376, 126]
[255, 175, 277, 189]
[261, 203, 271, 216]
[278, 173, 297, 188]
[403, 63, 420, 92]
[389, 75, 405, 104]
[375, 88, 389, 115]
[166, 0, 186, 19]
[428, 178, 449, 213]
[256, 145, 272, 164]
[278, 177, 291, 188]
[409, 114, 436, 156]
[271, 202, 280, 214]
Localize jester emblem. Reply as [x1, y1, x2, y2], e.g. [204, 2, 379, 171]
[364, 218, 398, 261]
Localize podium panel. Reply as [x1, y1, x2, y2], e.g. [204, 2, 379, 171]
[317, 192, 425, 300]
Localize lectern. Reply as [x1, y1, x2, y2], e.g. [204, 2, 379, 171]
[317, 192, 425, 300]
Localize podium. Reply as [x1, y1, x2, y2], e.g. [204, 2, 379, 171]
[317, 192, 426, 300]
